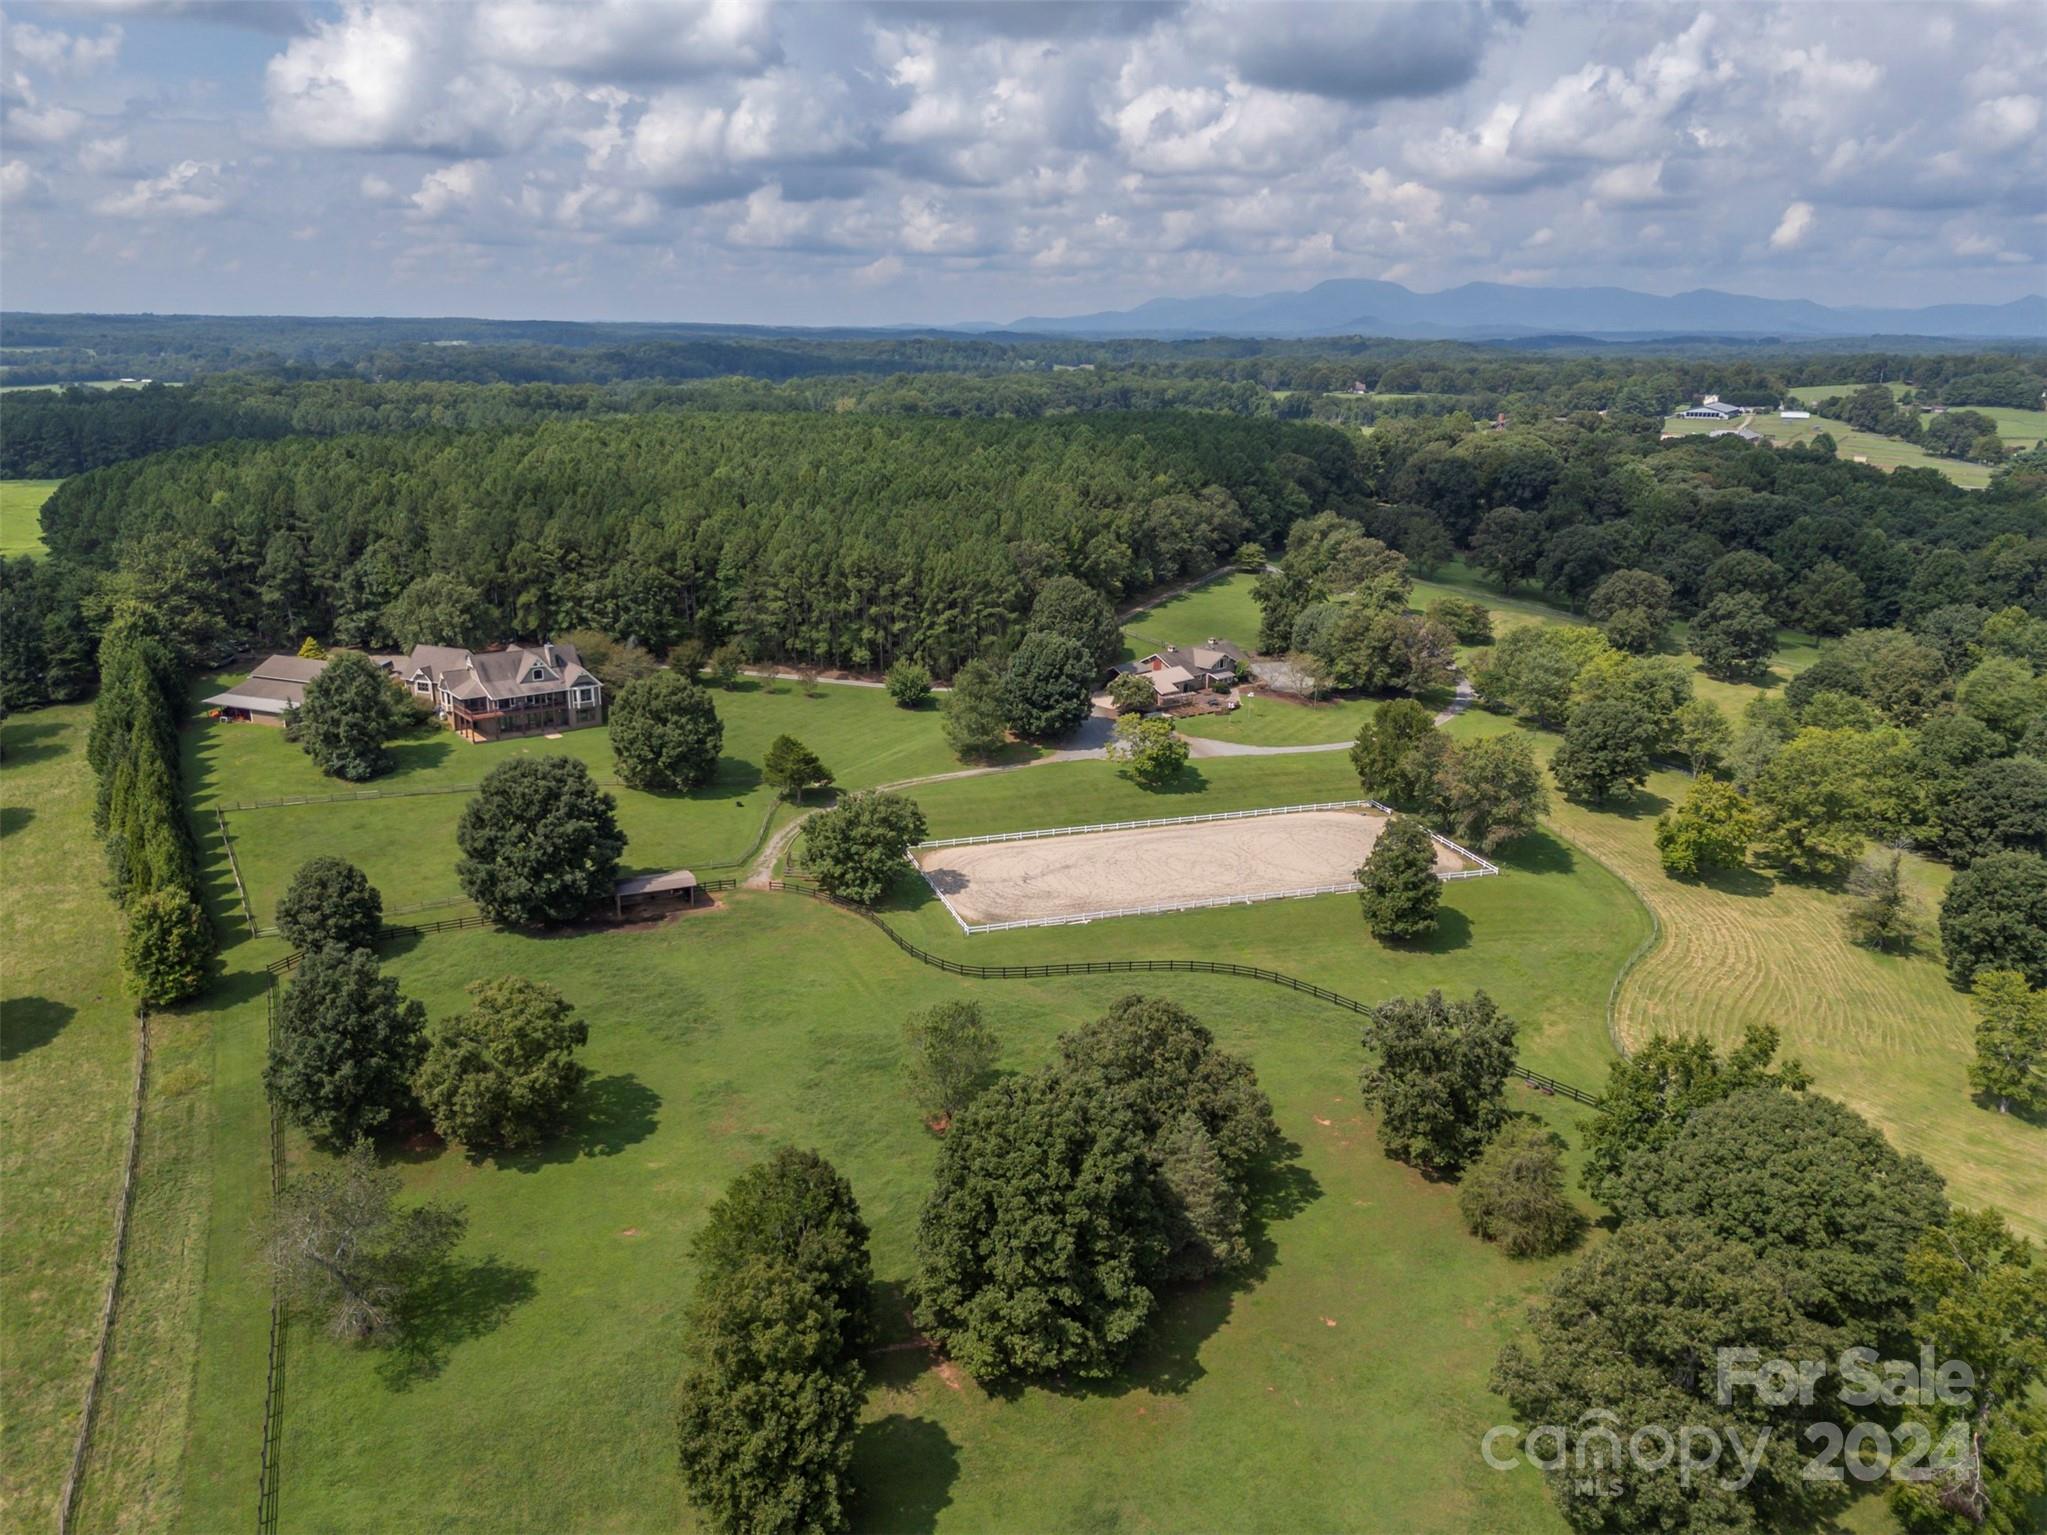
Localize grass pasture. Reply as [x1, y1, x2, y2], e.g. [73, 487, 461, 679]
[1662, 409, 1992, 488]
[0, 479, 60, 558]
[1550, 775, 2046, 1236]
[173, 883, 1629, 1534]
[199, 675, 1019, 923]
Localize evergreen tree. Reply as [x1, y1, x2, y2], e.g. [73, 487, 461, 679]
[1358, 989, 1516, 1173]
[608, 670, 725, 791]
[1156, 1114, 1250, 1280]
[1843, 850, 1917, 951]
[296, 635, 326, 659]
[120, 886, 213, 1005]
[940, 658, 1008, 760]
[1028, 575, 1122, 670]
[1356, 815, 1442, 939]
[1966, 970, 2047, 1115]
[1457, 1122, 1582, 1258]
[762, 734, 833, 803]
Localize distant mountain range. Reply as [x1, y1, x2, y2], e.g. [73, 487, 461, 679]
[989, 280, 2047, 341]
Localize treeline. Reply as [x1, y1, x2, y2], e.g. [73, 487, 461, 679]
[37, 412, 1362, 677]
[1357, 412, 2047, 630]
[1779, 351, 2047, 408]
[88, 610, 214, 1003]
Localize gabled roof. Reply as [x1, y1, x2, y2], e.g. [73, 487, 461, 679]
[411, 640, 599, 702]
[249, 655, 327, 685]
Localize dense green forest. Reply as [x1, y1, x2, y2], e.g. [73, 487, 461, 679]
[27, 413, 1357, 679]
[9, 342, 2044, 480]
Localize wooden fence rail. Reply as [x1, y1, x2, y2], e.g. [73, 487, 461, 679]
[764, 880, 1599, 1104]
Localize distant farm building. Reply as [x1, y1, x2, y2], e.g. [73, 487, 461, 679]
[1779, 408, 1811, 419]
[1679, 397, 1744, 420]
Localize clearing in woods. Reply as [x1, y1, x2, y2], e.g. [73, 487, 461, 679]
[912, 805, 1481, 929]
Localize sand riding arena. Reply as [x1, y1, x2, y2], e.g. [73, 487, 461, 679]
[910, 800, 1497, 933]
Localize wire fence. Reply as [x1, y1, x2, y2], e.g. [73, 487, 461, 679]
[256, 978, 286, 1535]
[56, 1008, 150, 1535]
[764, 879, 1599, 1105]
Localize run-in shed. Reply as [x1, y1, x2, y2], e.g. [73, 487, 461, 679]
[611, 869, 702, 919]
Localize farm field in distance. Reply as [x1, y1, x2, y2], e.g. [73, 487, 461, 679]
[1659, 409, 1994, 488]
[0, 479, 59, 558]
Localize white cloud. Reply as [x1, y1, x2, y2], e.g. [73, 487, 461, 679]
[6, 22, 124, 74]
[5, 103, 86, 144]
[1966, 94, 2040, 152]
[1, 158, 50, 203]
[1769, 200, 1815, 250]
[95, 159, 230, 218]
[470, 0, 778, 81]
[409, 160, 493, 219]
[78, 135, 133, 176]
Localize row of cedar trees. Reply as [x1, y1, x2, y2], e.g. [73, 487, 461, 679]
[87, 608, 215, 1005]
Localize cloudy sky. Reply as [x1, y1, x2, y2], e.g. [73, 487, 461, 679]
[2, 0, 2042, 326]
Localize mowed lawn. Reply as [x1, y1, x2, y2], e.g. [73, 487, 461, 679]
[1550, 775, 2046, 1237]
[174, 891, 1612, 1534]
[197, 676, 1015, 923]
[1661, 411, 1992, 488]
[0, 479, 60, 557]
[0, 704, 220, 1532]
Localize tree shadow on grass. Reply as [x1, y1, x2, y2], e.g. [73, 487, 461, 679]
[378, 1254, 538, 1391]
[850, 1415, 960, 1535]
[1692, 863, 1776, 899]
[0, 719, 67, 765]
[1, 996, 74, 1061]
[498, 1072, 662, 1171]
[384, 734, 454, 777]
[0, 806, 32, 838]
[1493, 830, 1574, 877]
[1044, 1137, 1324, 1402]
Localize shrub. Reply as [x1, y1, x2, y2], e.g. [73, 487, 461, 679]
[884, 659, 932, 708]
[609, 671, 724, 791]
[412, 977, 590, 1152]
[276, 855, 383, 952]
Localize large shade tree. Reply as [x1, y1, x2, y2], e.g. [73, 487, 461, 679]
[266, 945, 427, 1145]
[608, 670, 724, 791]
[455, 756, 627, 925]
[288, 650, 412, 782]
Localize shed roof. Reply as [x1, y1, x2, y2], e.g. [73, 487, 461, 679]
[613, 869, 699, 898]
[202, 678, 304, 714]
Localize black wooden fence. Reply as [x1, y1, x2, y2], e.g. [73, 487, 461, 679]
[764, 880, 1603, 1106]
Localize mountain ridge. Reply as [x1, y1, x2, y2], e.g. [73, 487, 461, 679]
[998, 279, 2047, 340]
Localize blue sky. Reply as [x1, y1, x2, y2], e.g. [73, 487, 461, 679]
[2, 1, 2042, 325]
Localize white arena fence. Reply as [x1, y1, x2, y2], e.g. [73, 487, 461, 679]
[910, 798, 1499, 934]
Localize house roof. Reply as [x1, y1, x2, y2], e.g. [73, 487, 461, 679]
[613, 869, 697, 897]
[1148, 665, 1198, 692]
[202, 677, 305, 714]
[249, 655, 327, 685]
[408, 641, 599, 702]
[1139, 639, 1245, 676]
